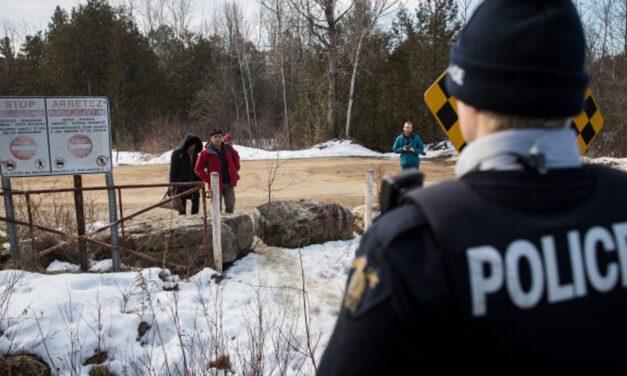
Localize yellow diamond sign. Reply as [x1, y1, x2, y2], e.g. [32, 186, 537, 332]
[424, 70, 604, 154]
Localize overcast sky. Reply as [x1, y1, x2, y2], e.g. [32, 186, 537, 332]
[0, 0, 263, 36]
[0, 0, 600, 44]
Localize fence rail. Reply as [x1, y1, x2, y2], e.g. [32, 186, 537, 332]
[0, 181, 224, 273]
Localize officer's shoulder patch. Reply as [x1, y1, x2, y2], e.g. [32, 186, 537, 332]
[343, 254, 390, 318]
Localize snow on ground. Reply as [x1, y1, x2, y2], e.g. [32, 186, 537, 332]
[582, 156, 627, 172]
[112, 139, 456, 166]
[3, 140, 627, 374]
[110, 139, 627, 170]
[0, 239, 358, 375]
[46, 260, 80, 273]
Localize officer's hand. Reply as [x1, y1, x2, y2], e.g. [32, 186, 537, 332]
[409, 147, 415, 153]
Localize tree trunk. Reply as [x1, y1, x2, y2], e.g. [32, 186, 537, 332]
[244, 51, 258, 140]
[298, 17, 316, 140]
[276, 1, 292, 148]
[325, 2, 338, 139]
[280, 42, 292, 148]
[327, 44, 338, 139]
[345, 29, 366, 139]
[235, 41, 254, 142]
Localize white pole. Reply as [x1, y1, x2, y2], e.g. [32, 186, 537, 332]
[211, 172, 222, 273]
[365, 170, 374, 232]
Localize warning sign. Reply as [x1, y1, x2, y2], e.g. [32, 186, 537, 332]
[0, 98, 51, 176]
[0, 97, 112, 177]
[424, 71, 466, 151]
[424, 70, 604, 154]
[10, 135, 38, 160]
[569, 90, 604, 154]
[47, 97, 112, 175]
[67, 134, 93, 158]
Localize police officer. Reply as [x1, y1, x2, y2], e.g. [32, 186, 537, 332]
[318, 0, 627, 374]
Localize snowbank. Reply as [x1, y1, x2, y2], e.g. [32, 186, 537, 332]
[112, 139, 457, 166]
[107, 138, 626, 169]
[0, 239, 359, 375]
[582, 156, 627, 172]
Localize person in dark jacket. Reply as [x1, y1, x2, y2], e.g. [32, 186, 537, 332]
[392, 121, 425, 170]
[194, 128, 240, 213]
[318, 1, 627, 375]
[169, 134, 203, 215]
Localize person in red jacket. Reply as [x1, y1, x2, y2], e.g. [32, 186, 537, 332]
[194, 128, 241, 213]
[223, 133, 233, 145]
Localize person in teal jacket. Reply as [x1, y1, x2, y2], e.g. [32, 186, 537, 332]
[393, 121, 425, 169]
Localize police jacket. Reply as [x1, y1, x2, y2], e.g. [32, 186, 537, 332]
[318, 165, 627, 375]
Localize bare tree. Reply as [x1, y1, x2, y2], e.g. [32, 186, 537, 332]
[623, 0, 627, 56]
[168, 0, 192, 40]
[115, 0, 139, 18]
[345, 0, 398, 138]
[291, 0, 355, 139]
[223, 2, 257, 142]
[138, 0, 168, 32]
[260, 0, 294, 148]
[588, 0, 624, 97]
[0, 21, 18, 62]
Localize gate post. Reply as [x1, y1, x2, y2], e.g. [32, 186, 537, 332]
[73, 175, 88, 272]
[1, 177, 19, 258]
[364, 170, 374, 231]
[211, 172, 222, 273]
[105, 172, 120, 271]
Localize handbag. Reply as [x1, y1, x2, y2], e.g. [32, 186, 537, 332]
[159, 190, 184, 212]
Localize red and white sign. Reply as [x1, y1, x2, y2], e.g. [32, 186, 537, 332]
[47, 97, 111, 175]
[67, 134, 93, 158]
[0, 97, 112, 177]
[10, 136, 37, 160]
[0, 98, 50, 177]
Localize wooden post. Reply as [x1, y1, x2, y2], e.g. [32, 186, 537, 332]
[73, 175, 88, 272]
[201, 184, 209, 267]
[25, 193, 36, 249]
[1, 177, 19, 258]
[365, 170, 374, 232]
[211, 172, 222, 273]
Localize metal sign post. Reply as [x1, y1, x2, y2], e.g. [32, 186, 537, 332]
[1, 177, 19, 258]
[73, 175, 88, 271]
[105, 172, 120, 271]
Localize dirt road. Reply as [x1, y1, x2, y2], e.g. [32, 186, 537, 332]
[5, 157, 456, 218]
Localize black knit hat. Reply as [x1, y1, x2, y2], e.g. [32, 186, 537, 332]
[209, 128, 223, 136]
[445, 0, 589, 117]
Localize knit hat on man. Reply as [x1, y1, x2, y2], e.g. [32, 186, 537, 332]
[445, 0, 588, 117]
[209, 128, 223, 136]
